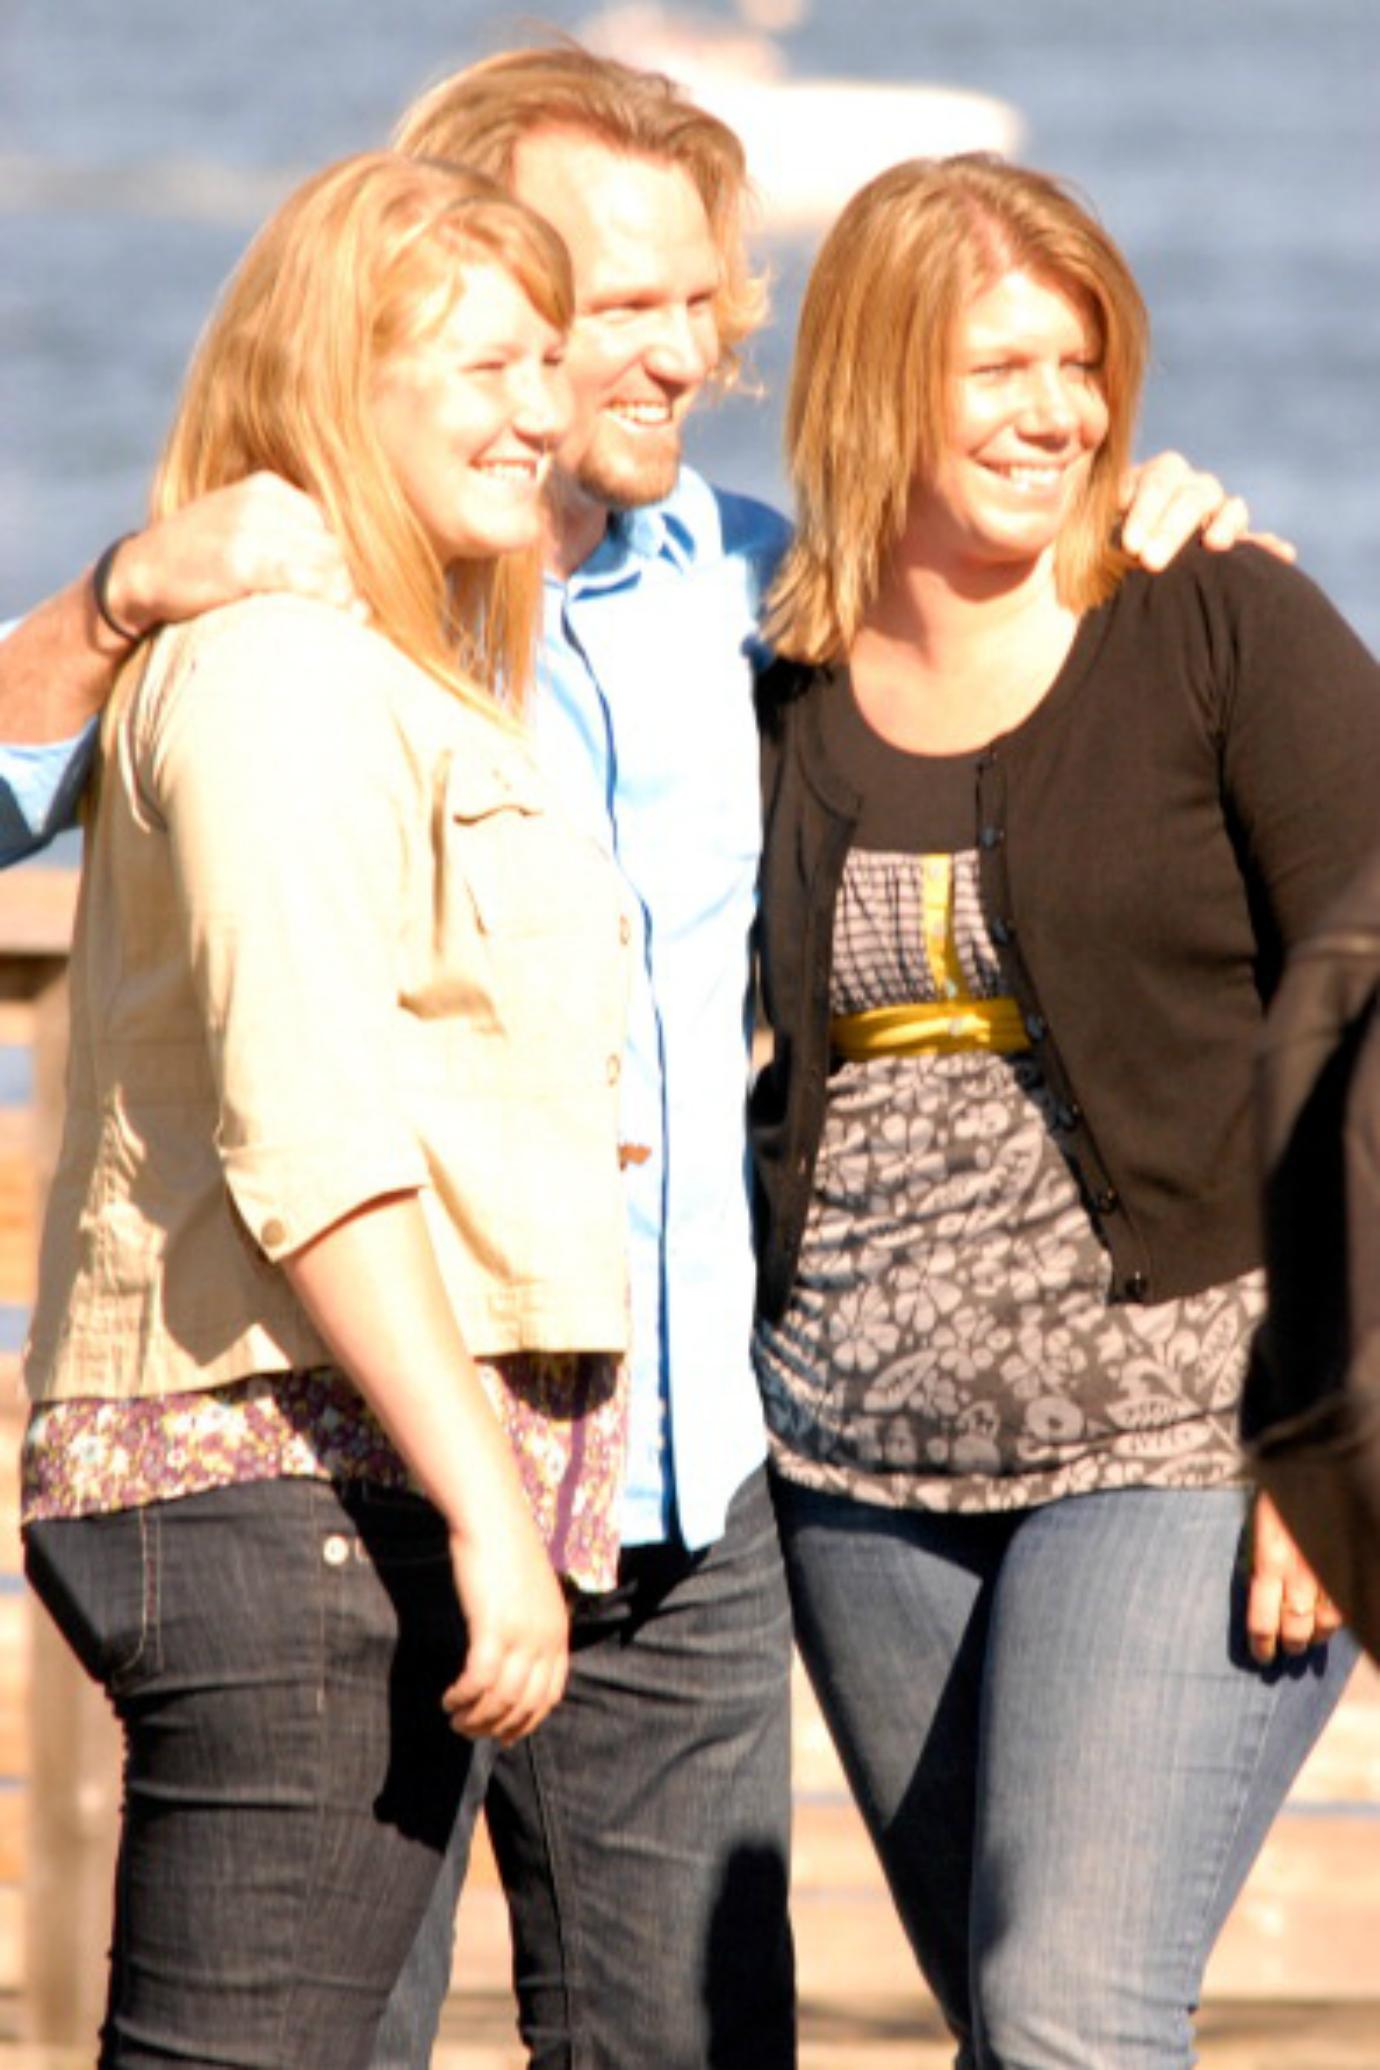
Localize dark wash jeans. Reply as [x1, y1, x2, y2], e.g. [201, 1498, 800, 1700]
[373, 1464, 797, 2069]
[25, 1478, 492, 2069]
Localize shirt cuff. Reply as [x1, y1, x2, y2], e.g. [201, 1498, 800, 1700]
[222, 1134, 430, 1262]
[0, 720, 98, 864]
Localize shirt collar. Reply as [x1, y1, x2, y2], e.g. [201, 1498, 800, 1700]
[551, 467, 720, 599]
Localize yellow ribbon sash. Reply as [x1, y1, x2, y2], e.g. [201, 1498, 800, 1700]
[829, 996, 1029, 1059]
[829, 854, 1029, 1059]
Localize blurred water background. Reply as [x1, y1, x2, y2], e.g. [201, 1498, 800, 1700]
[3, 0, 1377, 651]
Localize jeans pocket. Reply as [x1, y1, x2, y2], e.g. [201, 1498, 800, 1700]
[24, 1506, 161, 1697]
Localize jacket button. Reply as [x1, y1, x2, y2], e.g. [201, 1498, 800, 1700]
[980, 825, 1005, 849]
[1093, 1186, 1119, 1214]
[261, 1217, 286, 1248]
[991, 918, 1012, 946]
[1024, 1014, 1047, 1043]
[1124, 1272, 1149, 1301]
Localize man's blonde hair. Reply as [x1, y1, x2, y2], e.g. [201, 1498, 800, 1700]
[396, 43, 768, 381]
[767, 155, 1149, 662]
[152, 151, 573, 714]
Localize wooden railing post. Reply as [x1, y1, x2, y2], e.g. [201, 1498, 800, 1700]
[0, 871, 120, 2047]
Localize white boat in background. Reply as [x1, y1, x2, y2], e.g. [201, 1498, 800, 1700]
[577, 3, 1024, 234]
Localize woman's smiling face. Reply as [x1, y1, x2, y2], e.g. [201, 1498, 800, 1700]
[909, 265, 1110, 580]
[371, 258, 572, 567]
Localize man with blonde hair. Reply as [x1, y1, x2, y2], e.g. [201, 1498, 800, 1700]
[0, 41, 1257, 2068]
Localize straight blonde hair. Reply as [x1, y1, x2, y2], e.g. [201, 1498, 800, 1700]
[767, 155, 1149, 663]
[149, 151, 573, 718]
[395, 42, 768, 384]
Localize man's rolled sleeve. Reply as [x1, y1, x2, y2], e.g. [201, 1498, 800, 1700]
[142, 599, 429, 1258]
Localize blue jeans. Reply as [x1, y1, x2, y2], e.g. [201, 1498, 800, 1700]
[24, 1479, 491, 2069]
[772, 1478, 1356, 2070]
[373, 1464, 796, 2068]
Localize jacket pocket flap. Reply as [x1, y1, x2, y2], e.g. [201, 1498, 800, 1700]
[445, 751, 546, 824]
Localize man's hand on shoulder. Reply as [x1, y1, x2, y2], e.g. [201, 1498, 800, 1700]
[107, 473, 359, 635]
[0, 474, 358, 750]
[1119, 451, 1297, 573]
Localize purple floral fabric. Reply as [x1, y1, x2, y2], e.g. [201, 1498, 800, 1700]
[23, 1354, 627, 1594]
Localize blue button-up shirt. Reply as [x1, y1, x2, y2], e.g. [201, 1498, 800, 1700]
[531, 469, 789, 1548]
[0, 466, 790, 1550]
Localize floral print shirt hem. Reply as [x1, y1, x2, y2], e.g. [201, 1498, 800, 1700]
[22, 1355, 627, 1596]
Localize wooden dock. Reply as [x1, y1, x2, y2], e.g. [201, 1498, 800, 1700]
[0, 863, 1376, 2064]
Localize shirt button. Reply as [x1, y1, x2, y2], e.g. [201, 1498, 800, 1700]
[1093, 1186, 1119, 1214]
[322, 1534, 350, 1568]
[261, 1217, 286, 1248]
[606, 1055, 621, 1085]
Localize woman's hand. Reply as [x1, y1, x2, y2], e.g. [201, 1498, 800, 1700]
[283, 1195, 571, 1743]
[444, 1507, 570, 1746]
[1118, 452, 1297, 572]
[1246, 1488, 1345, 1664]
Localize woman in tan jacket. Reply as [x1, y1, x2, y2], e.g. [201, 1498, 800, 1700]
[21, 153, 634, 2066]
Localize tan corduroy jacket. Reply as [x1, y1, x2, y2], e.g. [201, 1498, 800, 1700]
[25, 594, 634, 1402]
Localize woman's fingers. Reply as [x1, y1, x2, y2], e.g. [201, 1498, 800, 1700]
[1246, 1490, 1341, 1664]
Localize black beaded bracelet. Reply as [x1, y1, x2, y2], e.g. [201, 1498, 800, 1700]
[90, 533, 141, 644]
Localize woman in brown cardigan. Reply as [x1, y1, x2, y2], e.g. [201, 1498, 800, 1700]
[752, 155, 1376, 2069]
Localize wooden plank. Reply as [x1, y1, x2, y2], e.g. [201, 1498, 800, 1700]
[23, 1602, 119, 2047]
[0, 1599, 26, 1783]
[0, 1005, 36, 1047]
[22, 960, 117, 2050]
[1209, 1817, 1380, 2000]
[0, 1149, 35, 1308]
[1291, 1657, 1380, 1802]
[0, 878, 78, 962]
[0, 1794, 22, 1887]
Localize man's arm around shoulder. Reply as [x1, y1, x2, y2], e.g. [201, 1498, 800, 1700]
[0, 474, 359, 862]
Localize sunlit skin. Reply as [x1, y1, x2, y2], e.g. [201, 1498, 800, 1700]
[905, 264, 1110, 592]
[854, 267, 1112, 754]
[510, 130, 723, 574]
[371, 259, 572, 567]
